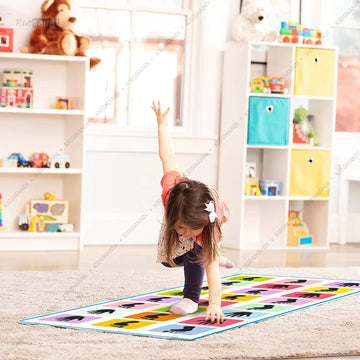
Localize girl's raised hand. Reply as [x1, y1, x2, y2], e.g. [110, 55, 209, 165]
[152, 101, 170, 127]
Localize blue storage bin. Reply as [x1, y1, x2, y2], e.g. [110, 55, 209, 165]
[247, 97, 290, 145]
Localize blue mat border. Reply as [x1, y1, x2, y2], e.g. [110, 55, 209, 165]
[19, 273, 360, 340]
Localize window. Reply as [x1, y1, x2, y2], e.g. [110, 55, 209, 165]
[328, 0, 360, 132]
[77, 0, 189, 128]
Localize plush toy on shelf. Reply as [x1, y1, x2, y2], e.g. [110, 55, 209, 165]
[293, 106, 319, 146]
[232, 0, 278, 42]
[21, 0, 100, 70]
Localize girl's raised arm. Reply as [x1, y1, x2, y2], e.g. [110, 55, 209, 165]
[152, 101, 178, 174]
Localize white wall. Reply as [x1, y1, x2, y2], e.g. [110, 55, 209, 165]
[6, 0, 360, 245]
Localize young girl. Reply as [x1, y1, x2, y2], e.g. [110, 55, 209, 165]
[152, 101, 233, 324]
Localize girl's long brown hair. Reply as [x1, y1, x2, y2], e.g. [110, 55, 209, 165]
[165, 178, 222, 267]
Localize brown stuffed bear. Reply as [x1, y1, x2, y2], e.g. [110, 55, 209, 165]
[28, 0, 100, 70]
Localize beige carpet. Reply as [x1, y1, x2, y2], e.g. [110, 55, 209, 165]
[1, 266, 360, 360]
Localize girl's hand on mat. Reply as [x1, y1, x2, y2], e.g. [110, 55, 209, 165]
[151, 101, 170, 127]
[205, 304, 224, 324]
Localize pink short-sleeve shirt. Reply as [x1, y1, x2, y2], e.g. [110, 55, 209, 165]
[157, 170, 230, 262]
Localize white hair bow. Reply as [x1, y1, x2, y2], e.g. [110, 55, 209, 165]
[205, 201, 218, 223]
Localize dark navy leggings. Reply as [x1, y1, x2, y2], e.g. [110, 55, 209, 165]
[162, 247, 205, 303]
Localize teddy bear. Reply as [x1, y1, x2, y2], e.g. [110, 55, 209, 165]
[232, 0, 278, 42]
[25, 0, 100, 70]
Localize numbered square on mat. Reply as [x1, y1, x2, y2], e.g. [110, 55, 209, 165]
[40, 314, 102, 324]
[154, 305, 207, 314]
[221, 280, 253, 289]
[124, 312, 184, 322]
[221, 293, 260, 302]
[323, 281, 360, 289]
[104, 301, 157, 310]
[304, 286, 356, 294]
[272, 278, 322, 286]
[226, 276, 275, 282]
[198, 299, 238, 307]
[284, 292, 336, 300]
[231, 288, 282, 296]
[149, 324, 213, 336]
[74, 307, 129, 317]
[252, 283, 303, 290]
[131, 295, 180, 304]
[260, 297, 316, 306]
[93, 319, 156, 329]
[180, 317, 242, 327]
[223, 309, 266, 320]
[156, 290, 184, 297]
[235, 303, 294, 313]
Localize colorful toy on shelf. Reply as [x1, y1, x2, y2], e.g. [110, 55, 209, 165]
[269, 77, 285, 93]
[293, 106, 319, 146]
[0, 10, 14, 53]
[29, 153, 50, 168]
[56, 96, 74, 110]
[0, 69, 33, 108]
[0, 192, 4, 231]
[1, 158, 17, 168]
[8, 153, 31, 167]
[18, 205, 31, 231]
[250, 76, 287, 94]
[250, 76, 271, 93]
[245, 177, 261, 196]
[261, 180, 281, 196]
[245, 162, 256, 178]
[49, 155, 70, 169]
[287, 210, 313, 246]
[278, 21, 322, 45]
[29, 193, 69, 232]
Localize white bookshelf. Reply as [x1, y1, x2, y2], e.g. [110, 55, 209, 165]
[219, 41, 338, 250]
[0, 53, 88, 251]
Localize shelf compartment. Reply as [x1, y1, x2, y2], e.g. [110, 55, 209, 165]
[242, 200, 287, 249]
[246, 148, 289, 196]
[294, 48, 336, 97]
[1, 175, 82, 233]
[248, 96, 290, 146]
[0, 55, 87, 110]
[291, 97, 335, 147]
[289, 149, 331, 197]
[288, 200, 329, 248]
[0, 115, 85, 169]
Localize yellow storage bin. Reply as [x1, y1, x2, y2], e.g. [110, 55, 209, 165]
[290, 150, 331, 197]
[294, 48, 336, 97]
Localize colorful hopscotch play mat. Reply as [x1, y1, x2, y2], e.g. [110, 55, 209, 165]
[19, 274, 360, 340]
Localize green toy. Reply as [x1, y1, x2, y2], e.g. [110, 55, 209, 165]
[294, 106, 319, 146]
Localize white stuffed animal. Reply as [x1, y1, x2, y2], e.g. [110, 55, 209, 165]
[232, 0, 278, 42]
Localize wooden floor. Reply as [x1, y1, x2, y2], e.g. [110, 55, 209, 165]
[0, 243, 359, 271]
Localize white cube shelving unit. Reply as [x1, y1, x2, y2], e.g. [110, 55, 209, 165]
[219, 41, 338, 250]
[0, 53, 88, 251]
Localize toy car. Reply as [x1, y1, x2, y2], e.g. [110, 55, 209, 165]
[29, 153, 50, 168]
[50, 155, 70, 169]
[250, 76, 271, 93]
[270, 77, 285, 93]
[8, 152, 31, 167]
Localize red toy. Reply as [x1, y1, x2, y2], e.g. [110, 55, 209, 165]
[0, 12, 13, 53]
[29, 153, 49, 168]
[0, 88, 33, 108]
